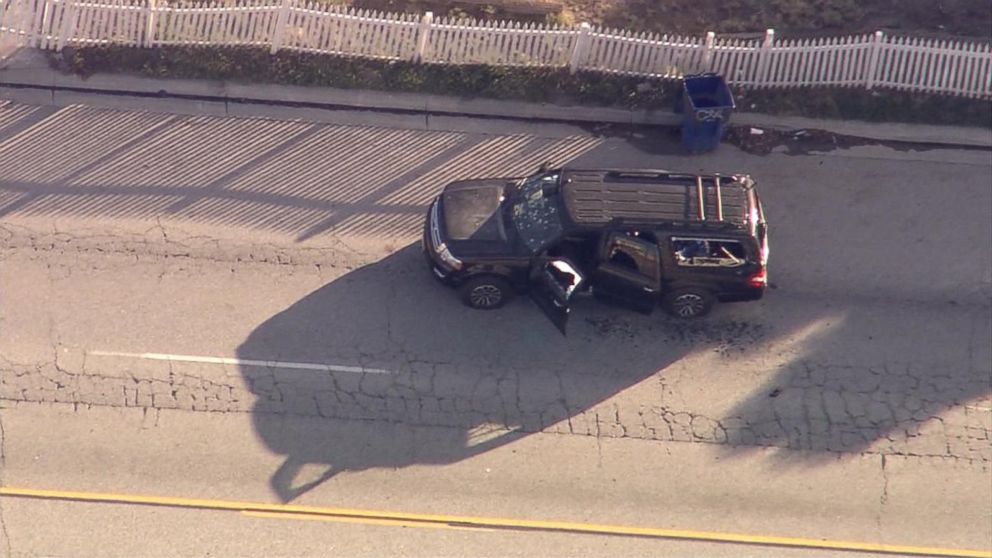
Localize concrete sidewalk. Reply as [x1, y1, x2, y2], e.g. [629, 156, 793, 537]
[2, 47, 990, 148]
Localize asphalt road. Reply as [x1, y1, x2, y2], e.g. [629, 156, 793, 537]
[0, 99, 990, 557]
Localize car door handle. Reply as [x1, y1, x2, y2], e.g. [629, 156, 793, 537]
[642, 287, 655, 292]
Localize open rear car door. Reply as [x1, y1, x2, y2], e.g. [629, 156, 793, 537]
[591, 232, 661, 314]
[529, 259, 585, 335]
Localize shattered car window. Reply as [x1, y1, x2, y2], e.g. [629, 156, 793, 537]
[512, 173, 564, 252]
[672, 237, 746, 267]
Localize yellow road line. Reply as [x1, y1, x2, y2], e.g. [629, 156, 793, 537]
[242, 510, 492, 532]
[1, 486, 989, 558]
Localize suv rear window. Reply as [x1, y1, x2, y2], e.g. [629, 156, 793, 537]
[672, 237, 746, 267]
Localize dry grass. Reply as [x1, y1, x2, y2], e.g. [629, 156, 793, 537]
[352, 0, 991, 38]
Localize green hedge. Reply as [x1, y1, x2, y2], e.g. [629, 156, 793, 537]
[54, 45, 678, 109]
[52, 45, 992, 128]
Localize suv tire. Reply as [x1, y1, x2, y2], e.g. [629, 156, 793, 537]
[664, 287, 714, 318]
[460, 276, 513, 310]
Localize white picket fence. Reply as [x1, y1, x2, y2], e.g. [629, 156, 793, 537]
[2, 0, 990, 98]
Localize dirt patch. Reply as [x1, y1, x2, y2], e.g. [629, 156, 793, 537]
[566, 0, 991, 38]
[351, 0, 991, 38]
[724, 126, 874, 155]
[351, 0, 559, 20]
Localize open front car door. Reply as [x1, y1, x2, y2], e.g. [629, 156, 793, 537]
[529, 259, 585, 335]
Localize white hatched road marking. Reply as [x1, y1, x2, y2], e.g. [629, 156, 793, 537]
[226, 125, 465, 203]
[500, 135, 603, 176]
[0, 102, 40, 134]
[0, 105, 175, 182]
[380, 134, 533, 205]
[332, 210, 424, 238]
[381, 134, 604, 206]
[0, 103, 606, 239]
[87, 350, 396, 375]
[73, 115, 310, 187]
[331, 135, 603, 238]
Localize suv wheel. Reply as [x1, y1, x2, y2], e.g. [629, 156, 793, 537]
[460, 276, 513, 310]
[664, 288, 714, 318]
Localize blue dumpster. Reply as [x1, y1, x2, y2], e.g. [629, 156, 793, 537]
[679, 73, 735, 153]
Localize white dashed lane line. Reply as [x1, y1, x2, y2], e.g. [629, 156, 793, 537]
[87, 350, 396, 375]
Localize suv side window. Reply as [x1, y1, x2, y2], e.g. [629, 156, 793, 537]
[672, 237, 746, 267]
[603, 233, 660, 281]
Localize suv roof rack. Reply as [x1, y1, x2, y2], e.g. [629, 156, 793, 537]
[560, 169, 753, 228]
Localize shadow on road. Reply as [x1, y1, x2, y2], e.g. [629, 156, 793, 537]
[235, 244, 708, 502]
[237, 244, 991, 502]
[235, 142, 992, 498]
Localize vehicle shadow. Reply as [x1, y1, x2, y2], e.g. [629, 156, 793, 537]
[236, 246, 991, 502]
[235, 243, 707, 502]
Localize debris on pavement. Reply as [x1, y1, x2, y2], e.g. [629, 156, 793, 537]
[725, 125, 874, 155]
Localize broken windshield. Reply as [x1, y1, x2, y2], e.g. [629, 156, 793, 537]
[511, 172, 564, 253]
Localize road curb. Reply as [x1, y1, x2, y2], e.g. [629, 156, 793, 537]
[0, 77, 682, 128]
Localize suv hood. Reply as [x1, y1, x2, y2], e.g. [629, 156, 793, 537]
[441, 179, 513, 242]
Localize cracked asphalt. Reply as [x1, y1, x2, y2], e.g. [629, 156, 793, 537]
[0, 402, 8, 558]
[0, 99, 990, 556]
[2, 218, 989, 466]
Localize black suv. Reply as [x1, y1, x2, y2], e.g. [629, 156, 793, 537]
[422, 166, 769, 333]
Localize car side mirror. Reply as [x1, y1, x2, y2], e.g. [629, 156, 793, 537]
[537, 161, 551, 173]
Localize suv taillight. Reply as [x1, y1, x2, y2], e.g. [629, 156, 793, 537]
[747, 268, 767, 289]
